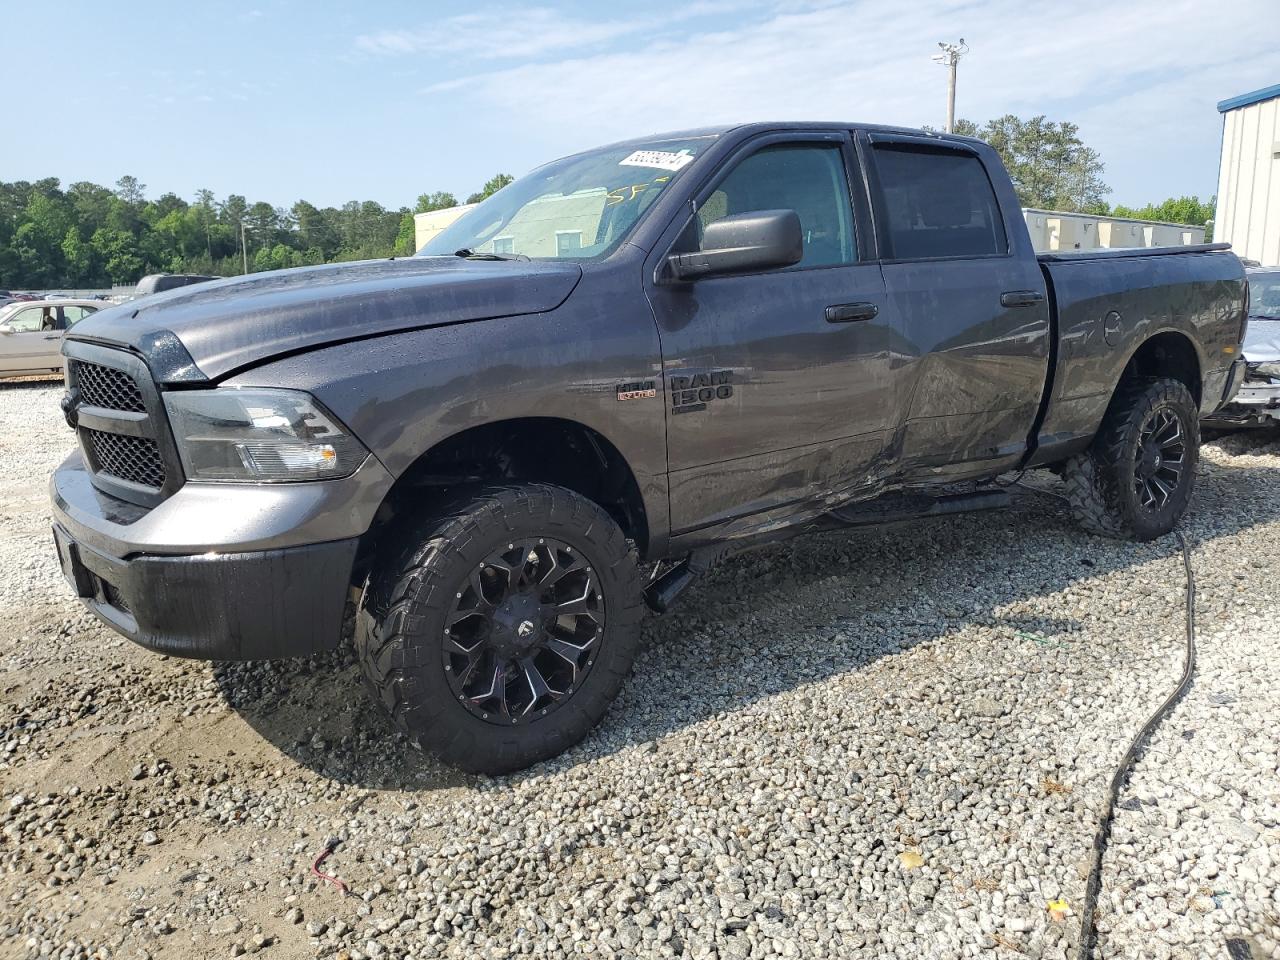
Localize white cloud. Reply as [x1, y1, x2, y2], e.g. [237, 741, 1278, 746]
[398, 0, 1280, 203]
[355, 8, 644, 60]
[355, 2, 763, 60]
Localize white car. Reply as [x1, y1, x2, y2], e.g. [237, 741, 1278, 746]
[0, 299, 104, 379]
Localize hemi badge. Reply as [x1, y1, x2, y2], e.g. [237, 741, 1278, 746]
[616, 380, 657, 401]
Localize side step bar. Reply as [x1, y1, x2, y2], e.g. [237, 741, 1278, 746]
[642, 488, 1011, 614]
[826, 488, 1011, 527]
[644, 547, 722, 614]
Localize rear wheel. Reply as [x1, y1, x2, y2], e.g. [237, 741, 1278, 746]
[1063, 377, 1199, 541]
[355, 484, 644, 774]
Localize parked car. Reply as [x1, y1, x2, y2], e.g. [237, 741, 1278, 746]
[1204, 266, 1280, 428]
[0, 299, 103, 379]
[50, 122, 1246, 773]
[132, 274, 219, 299]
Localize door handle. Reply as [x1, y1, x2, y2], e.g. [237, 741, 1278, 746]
[43, 335, 61, 340]
[1000, 290, 1046, 308]
[825, 302, 878, 323]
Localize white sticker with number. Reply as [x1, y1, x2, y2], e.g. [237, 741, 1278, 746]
[618, 149, 695, 172]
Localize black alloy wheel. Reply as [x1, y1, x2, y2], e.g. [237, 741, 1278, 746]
[355, 484, 644, 774]
[444, 538, 603, 725]
[1133, 407, 1187, 511]
[1063, 377, 1199, 541]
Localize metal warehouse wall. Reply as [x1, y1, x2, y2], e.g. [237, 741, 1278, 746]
[1217, 86, 1280, 266]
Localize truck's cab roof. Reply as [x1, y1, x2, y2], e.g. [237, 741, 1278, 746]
[578, 121, 986, 159]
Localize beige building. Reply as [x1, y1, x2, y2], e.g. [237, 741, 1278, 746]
[1021, 209, 1205, 253]
[413, 204, 476, 252]
[1216, 83, 1280, 266]
[414, 191, 618, 257]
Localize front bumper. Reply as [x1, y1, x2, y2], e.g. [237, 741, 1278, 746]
[50, 449, 392, 659]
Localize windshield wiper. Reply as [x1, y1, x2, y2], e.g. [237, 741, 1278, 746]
[455, 248, 530, 262]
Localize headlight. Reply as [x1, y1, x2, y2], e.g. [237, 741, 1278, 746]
[163, 388, 369, 481]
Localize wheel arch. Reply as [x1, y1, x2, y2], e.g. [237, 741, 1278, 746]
[355, 416, 653, 580]
[1116, 329, 1203, 406]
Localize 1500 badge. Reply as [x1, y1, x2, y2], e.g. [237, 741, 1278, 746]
[670, 370, 733, 414]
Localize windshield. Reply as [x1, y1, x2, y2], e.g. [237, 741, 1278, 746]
[418, 137, 715, 261]
[1249, 273, 1280, 320]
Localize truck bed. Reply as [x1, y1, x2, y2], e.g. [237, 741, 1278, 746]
[1029, 242, 1245, 466]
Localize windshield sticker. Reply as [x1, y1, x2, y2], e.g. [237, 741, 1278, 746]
[619, 149, 694, 172]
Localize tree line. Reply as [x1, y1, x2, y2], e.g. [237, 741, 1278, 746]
[1, 114, 1216, 289]
[0, 173, 513, 289]
[943, 114, 1214, 235]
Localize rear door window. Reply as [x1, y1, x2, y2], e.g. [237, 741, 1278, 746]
[61, 306, 96, 327]
[872, 145, 1008, 260]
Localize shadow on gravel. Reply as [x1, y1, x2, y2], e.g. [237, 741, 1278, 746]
[212, 652, 476, 793]
[0, 376, 63, 391]
[214, 436, 1280, 792]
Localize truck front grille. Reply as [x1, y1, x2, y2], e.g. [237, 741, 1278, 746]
[84, 429, 167, 489]
[74, 361, 147, 412]
[64, 346, 182, 507]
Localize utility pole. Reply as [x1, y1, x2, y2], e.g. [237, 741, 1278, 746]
[933, 39, 968, 133]
[240, 221, 249, 275]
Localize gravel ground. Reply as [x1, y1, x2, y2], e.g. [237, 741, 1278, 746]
[1, 379, 1278, 960]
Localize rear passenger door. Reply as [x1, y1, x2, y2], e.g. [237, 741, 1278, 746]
[864, 134, 1051, 481]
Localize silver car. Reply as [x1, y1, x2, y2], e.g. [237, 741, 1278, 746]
[0, 299, 103, 378]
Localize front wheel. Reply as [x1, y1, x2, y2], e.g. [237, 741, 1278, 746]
[1062, 377, 1200, 541]
[355, 484, 644, 774]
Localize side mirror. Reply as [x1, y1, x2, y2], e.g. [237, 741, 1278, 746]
[0, 324, 12, 334]
[667, 209, 803, 281]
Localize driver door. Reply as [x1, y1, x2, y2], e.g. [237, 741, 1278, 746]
[644, 133, 900, 537]
[0, 304, 62, 374]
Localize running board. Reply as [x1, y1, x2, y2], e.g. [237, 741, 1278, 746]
[643, 488, 1011, 615]
[826, 488, 1011, 527]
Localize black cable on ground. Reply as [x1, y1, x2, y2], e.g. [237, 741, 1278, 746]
[1074, 528, 1197, 960]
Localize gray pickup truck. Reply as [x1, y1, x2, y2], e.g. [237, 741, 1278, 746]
[50, 123, 1247, 773]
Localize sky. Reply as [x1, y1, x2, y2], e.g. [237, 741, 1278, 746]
[4, 0, 1278, 211]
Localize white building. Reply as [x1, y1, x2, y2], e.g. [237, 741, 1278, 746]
[1216, 83, 1280, 266]
[1020, 209, 1205, 253]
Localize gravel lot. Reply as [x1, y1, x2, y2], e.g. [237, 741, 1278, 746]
[2, 379, 1278, 960]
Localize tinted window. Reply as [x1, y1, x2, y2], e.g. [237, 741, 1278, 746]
[873, 145, 1007, 260]
[699, 144, 855, 268]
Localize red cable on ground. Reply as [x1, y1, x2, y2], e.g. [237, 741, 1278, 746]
[311, 845, 348, 896]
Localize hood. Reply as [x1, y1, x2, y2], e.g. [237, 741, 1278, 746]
[1243, 317, 1280, 365]
[68, 257, 583, 382]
